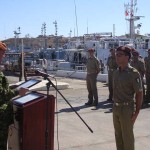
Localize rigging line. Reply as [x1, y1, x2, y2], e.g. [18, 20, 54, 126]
[74, 0, 78, 37]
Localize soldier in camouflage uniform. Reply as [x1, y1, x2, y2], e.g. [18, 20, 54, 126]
[144, 49, 150, 103]
[113, 46, 143, 150]
[85, 48, 100, 106]
[107, 48, 118, 101]
[0, 41, 28, 150]
[130, 50, 146, 103]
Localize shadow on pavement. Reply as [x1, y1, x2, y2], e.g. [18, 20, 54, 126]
[56, 100, 113, 114]
[57, 100, 150, 114]
[91, 100, 113, 113]
[141, 102, 150, 109]
[56, 104, 88, 114]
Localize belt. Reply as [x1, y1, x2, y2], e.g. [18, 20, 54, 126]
[114, 102, 130, 106]
[87, 72, 96, 74]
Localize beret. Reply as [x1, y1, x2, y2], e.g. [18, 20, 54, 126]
[116, 46, 131, 53]
[132, 50, 139, 55]
[0, 42, 7, 51]
[88, 48, 94, 52]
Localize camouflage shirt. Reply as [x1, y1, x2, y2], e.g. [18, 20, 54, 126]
[130, 58, 145, 77]
[86, 56, 100, 74]
[113, 64, 142, 103]
[107, 56, 118, 70]
[144, 56, 150, 73]
[0, 71, 18, 150]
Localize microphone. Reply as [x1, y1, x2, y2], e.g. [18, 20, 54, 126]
[35, 70, 54, 78]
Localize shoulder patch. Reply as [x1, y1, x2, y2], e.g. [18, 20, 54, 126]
[139, 58, 144, 63]
[136, 77, 140, 83]
[130, 67, 138, 73]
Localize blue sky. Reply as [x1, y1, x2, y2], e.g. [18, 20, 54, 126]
[0, 0, 150, 40]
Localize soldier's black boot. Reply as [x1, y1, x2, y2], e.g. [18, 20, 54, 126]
[85, 101, 93, 106]
[92, 100, 98, 106]
[107, 98, 113, 103]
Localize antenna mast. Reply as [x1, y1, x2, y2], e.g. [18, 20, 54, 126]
[125, 0, 144, 39]
[41, 22, 47, 49]
[53, 20, 58, 52]
[13, 27, 21, 51]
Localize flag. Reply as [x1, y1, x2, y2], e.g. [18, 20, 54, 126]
[125, 10, 129, 16]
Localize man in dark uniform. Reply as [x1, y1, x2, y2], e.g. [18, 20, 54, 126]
[107, 48, 118, 102]
[113, 46, 143, 150]
[144, 49, 150, 103]
[130, 50, 146, 103]
[0, 41, 28, 150]
[85, 48, 100, 106]
[100, 59, 105, 74]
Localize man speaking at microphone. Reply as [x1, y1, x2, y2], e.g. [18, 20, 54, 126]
[0, 41, 29, 150]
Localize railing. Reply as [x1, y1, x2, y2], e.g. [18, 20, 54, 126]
[75, 65, 86, 71]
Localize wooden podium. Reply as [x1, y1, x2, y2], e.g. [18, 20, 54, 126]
[13, 92, 55, 150]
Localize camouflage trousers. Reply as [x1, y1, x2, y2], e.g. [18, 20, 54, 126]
[86, 73, 98, 103]
[0, 103, 13, 150]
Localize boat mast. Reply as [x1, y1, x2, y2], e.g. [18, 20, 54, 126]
[130, 0, 135, 39]
[74, 0, 78, 37]
[125, 0, 144, 40]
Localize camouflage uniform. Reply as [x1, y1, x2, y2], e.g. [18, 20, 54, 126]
[0, 71, 18, 150]
[144, 56, 150, 102]
[107, 56, 118, 100]
[113, 65, 142, 150]
[130, 57, 146, 101]
[86, 56, 100, 106]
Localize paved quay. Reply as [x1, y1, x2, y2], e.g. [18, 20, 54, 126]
[7, 75, 150, 150]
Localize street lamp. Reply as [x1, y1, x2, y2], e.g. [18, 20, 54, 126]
[13, 27, 21, 51]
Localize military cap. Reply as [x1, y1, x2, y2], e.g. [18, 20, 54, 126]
[132, 50, 139, 55]
[130, 47, 136, 52]
[116, 46, 131, 58]
[88, 48, 94, 52]
[116, 46, 131, 53]
[0, 41, 7, 51]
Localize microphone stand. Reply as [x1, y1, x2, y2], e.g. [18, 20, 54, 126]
[43, 76, 93, 149]
[44, 76, 51, 150]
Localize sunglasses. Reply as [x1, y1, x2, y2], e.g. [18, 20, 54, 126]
[116, 53, 125, 57]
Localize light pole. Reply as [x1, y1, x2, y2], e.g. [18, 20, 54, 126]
[41, 23, 47, 50]
[53, 20, 59, 58]
[13, 27, 21, 51]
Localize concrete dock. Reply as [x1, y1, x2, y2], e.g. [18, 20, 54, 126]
[7, 76, 150, 150]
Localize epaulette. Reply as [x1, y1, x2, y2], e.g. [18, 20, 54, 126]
[139, 58, 144, 63]
[0, 71, 4, 77]
[130, 66, 138, 73]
